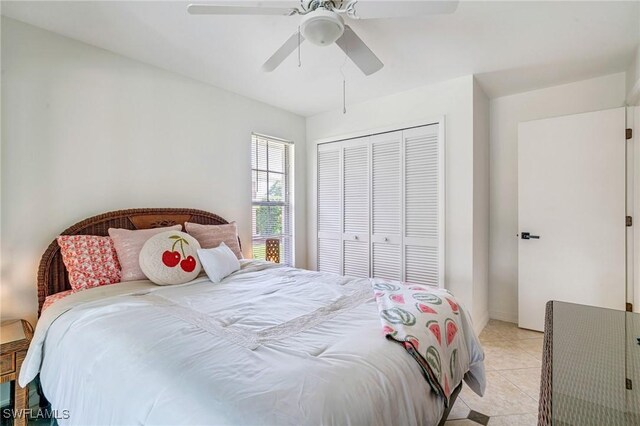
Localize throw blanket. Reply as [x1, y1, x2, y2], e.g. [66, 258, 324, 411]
[373, 281, 471, 405]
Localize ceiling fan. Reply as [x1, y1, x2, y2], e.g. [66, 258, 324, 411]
[188, 1, 459, 76]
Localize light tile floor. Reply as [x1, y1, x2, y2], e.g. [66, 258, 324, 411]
[445, 319, 544, 426]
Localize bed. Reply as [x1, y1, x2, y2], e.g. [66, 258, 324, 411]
[20, 208, 485, 425]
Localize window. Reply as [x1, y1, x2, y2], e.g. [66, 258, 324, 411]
[251, 134, 294, 266]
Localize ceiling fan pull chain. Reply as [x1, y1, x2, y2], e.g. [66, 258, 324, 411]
[298, 26, 302, 67]
[340, 43, 348, 114]
[342, 78, 346, 114]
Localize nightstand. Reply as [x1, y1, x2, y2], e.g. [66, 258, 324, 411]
[1, 320, 33, 426]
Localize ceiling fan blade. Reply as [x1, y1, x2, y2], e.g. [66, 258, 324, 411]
[335, 25, 383, 76]
[187, 4, 298, 16]
[262, 32, 305, 72]
[345, 0, 459, 19]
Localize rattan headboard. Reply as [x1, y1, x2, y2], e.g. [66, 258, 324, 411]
[37, 208, 234, 316]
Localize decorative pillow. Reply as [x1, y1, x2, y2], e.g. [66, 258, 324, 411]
[56, 235, 122, 290]
[139, 231, 202, 285]
[109, 225, 181, 281]
[197, 242, 241, 284]
[42, 289, 78, 312]
[185, 222, 243, 259]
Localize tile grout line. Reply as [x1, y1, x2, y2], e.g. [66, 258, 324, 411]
[494, 369, 540, 407]
[449, 320, 543, 425]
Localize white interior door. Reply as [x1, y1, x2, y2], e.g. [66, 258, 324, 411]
[518, 107, 626, 331]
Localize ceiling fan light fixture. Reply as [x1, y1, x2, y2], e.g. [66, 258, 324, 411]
[300, 9, 344, 46]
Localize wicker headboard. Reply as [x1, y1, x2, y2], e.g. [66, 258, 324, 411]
[37, 208, 234, 316]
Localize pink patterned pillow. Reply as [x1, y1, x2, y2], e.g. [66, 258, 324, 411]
[108, 225, 182, 281]
[56, 235, 122, 290]
[42, 289, 78, 312]
[185, 222, 243, 259]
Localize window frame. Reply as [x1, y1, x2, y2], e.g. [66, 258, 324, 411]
[251, 133, 294, 266]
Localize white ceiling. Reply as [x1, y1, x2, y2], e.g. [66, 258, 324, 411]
[2, 1, 639, 117]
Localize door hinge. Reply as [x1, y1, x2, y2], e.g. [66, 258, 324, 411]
[627, 302, 633, 312]
[627, 216, 633, 227]
[627, 128, 633, 140]
[626, 378, 633, 390]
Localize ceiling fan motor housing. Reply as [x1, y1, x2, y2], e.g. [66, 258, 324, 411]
[300, 8, 345, 46]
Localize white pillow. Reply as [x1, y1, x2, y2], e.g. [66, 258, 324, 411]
[197, 242, 241, 283]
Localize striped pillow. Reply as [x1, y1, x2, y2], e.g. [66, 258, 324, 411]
[108, 225, 182, 281]
[185, 222, 243, 259]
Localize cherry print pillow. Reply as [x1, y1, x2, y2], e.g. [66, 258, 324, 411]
[139, 231, 202, 285]
[56, 235, 122, 290]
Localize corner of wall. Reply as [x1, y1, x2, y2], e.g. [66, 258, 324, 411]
[471, 77, 491, 329]
[473, 309, 490, 336]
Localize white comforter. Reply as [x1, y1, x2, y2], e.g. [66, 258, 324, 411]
[21, 261, 485, 426]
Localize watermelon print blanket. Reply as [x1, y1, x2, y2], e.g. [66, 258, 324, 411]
[373, 282, 471, 405]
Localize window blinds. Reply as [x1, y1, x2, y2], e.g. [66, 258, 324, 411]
[251, 134, 293, 266]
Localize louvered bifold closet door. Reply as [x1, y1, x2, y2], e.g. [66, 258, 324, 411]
[317, 144, 342, 275]
[403, 124, 443, 286]
[342, 138, 370, 278]
[371, 131, 403, 281]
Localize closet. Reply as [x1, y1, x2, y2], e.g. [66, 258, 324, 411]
[316, 123, 444, 287]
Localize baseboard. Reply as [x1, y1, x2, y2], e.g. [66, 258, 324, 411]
[473, 310, 490, 335]
[489, 309, 517, 324]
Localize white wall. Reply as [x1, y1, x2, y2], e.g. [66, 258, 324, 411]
[625, 3, 640, 104]
[489, 73, 627, 322]
[0, 17, 307, 324]
[627, 45, 640, 105]
[472, 79, 490, 329]
[306, 75, 489, 331]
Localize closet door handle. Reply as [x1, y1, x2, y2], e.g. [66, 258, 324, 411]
[354, 235, 359, 240]
[384, 237, 389, 242]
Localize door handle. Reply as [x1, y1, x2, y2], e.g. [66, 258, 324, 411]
[521, 232, 540, 240]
